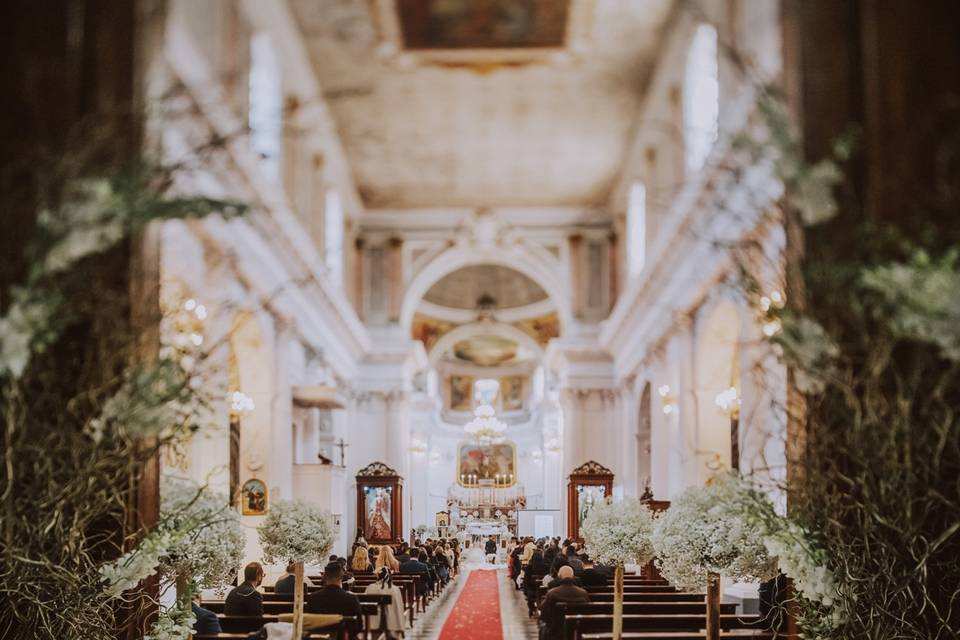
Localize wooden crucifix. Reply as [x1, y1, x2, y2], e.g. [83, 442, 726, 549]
[334, 438, 349, 467]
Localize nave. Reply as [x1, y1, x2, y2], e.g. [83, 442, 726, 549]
[4, 0, 959, 638]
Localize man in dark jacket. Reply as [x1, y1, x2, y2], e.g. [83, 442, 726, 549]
[395, 543, 411, 564]
[399, 547, 433, 596]
[484, 536, 498, 560]
[224, 562, 265, 616]
[539, 566, 590, 640]
[305, 562, 362, 638]
[192, 593, 221, 635]
[577, 555, 609, 587]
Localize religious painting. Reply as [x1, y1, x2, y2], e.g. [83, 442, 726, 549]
[513, 311, 560, 347]
[453, 334, 518, 366]
[411, 313, 457, 352]
[500, 375, 525, 411]
[364, 485, 393, 540]
[397, 0, 570, 50]
[576, 484, 606, 531]
[435, 511, 450, 528]
[457, 442, 516, 485]
[449, 375, 474, 411]
[241, 478, 268, 515]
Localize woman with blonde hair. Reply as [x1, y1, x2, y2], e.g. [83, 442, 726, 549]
[351, 545, 373, 572]
[375, 544, 400, 572]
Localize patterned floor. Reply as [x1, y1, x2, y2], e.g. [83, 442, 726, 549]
[407, 567, 537, 640]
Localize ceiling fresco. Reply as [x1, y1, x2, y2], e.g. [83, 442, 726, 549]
[397, 0, 570, 50]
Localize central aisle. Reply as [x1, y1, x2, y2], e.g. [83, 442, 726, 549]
[437, 570, 502, 640]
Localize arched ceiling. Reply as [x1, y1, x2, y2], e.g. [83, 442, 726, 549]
[423, 265, 548, 311]
[288, 0, 676, 208]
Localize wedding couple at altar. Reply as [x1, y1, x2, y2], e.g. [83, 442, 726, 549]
[460, 538, 502, 570]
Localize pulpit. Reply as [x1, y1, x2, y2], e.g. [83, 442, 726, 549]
[356, 462, 403, 545]
[567, 460, 614, 542]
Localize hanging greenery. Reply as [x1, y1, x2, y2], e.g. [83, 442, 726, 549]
[0, 149, 245, 640]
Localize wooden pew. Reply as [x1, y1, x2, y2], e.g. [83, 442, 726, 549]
[205, 594, 390, 636]
[579, 632, 773, 639]
[563, 613, 767, 640]
[194, 615, 358, 639]
[557, 602, 738, 617]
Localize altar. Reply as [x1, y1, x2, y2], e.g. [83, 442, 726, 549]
[447, 479, 525, 536]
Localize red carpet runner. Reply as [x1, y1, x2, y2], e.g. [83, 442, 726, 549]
[437, 569, 503, 640]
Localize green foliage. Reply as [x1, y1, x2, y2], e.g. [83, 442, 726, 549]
[0, 155, 245, 639]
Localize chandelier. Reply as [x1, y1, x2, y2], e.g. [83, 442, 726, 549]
[464, 404, 507, 445]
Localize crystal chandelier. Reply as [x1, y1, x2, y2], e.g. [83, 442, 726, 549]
[464, 404, 507, 445]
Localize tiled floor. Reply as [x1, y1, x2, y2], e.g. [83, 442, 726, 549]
[407, 567, 538, 640]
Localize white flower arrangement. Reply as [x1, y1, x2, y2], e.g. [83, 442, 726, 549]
[581, 497, 656, 567]
[160, 478, 245, 591]
[763, 521, 840, 610]
[100, 528, 184, 599]
[651, 474, 777, 591]
[257, 499, 338, 565]
[144, 600, 197, 640]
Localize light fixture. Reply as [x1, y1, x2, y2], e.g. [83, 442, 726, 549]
[409, 436, 428, 455]
[715, 386, 740, 418]
[762, 319, 782, 337]
[229, 390, 255, 417]
[464, 403, 507, 445]
[658, 384, 678, 415]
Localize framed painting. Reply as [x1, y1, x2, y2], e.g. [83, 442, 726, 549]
[355, 462, 404, 544]
[566, 461, 614, 541]
[500, 375, 525, 411]
[241, 478, 268, 515]
[457, 442, 516, 485]
[449, 375, 474, 411]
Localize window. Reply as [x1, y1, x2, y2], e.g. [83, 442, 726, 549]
[324, 190, 344, 286]
[683, 24, 719, 174]
[248, 32, 282, 178]
[627, 181, 647, 277]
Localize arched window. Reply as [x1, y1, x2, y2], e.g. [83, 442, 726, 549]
[248, 32, 282, 178]
[324, 190, 344, 287]
[683, 23, 719, 174]
[626, 181, 647, 277]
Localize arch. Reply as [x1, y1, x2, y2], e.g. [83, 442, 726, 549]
[427, 321, 545, 367]
[399, 244, 572, 334]
[694, 299, 741, 476]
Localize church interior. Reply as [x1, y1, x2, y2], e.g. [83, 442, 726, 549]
[2, 1, 959, 639]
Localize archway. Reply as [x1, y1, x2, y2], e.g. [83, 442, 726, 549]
[399, 245, 572, 334]
[694, 300, 741, 478]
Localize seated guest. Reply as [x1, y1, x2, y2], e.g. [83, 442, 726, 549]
[565, 546, 584, 573]
[577, 555, 609, 587]
[399, 547, 432, 596]
[275, 560, 316, 594]
[305, 562, 362, 639]
[418, 549, 438, 591]
[376, 544, 400, 572]
[395, 543, 411, 564]
[336, 556, 355, 586]
[191, 593, 221, 635]
[224, 562, 264, 616]
[543, 541, 559, 567]
[430, 546, 451, 584]
[539, 566, 590, 640]
[543, 555, 570, 589]
[351, 546, 373, 573]
[523, 549, 549, 616]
